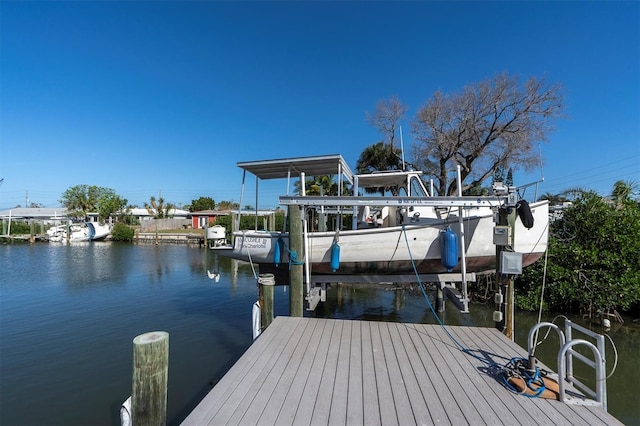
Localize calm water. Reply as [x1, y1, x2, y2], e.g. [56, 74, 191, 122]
[1, 243, 638, 425]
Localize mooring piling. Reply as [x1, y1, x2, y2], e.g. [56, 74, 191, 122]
[132, 331, 169, 426]
[288, 205, 304, 317]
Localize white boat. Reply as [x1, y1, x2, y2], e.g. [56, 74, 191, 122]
[46, 222, 111, 242]
[86, 222, 111, 240]
[220, 155, 549, 277]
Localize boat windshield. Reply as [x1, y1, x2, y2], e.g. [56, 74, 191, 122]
[409, 175, 429, 197]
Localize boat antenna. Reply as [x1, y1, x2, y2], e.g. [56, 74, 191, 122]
[536, 143, 545, 200]
[399, 125, 406, 171]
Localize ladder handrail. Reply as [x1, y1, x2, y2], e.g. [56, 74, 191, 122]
[527, 322, 566, 357]
[557, 339, 607, 411]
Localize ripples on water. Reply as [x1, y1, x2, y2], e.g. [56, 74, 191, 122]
[1, 243, 638, 425]
[1, 243, 277, 425]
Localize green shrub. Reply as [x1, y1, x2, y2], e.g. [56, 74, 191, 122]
[8, 221, 31, 235]
[111, 223, 135, 242]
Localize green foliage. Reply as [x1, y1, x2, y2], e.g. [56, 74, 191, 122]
[60, 185, 122, 221]
[294, 175, 349, 197]
[8, 221, 30, 235]
[110, 223, 135, 242]
[214, 212, 286, 236]
[188, 196, 216, 212]
[216, 200, 240, 210]
[356, 142, 402, 175]
[517, 190, 640, 316]
[97, 193, 128, 222]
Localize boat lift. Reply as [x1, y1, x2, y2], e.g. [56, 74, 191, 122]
[232, 154, 524, 314]
[279, 185, 518, 313]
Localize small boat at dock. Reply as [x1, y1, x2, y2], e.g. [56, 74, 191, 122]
[46, 222, 111, 242]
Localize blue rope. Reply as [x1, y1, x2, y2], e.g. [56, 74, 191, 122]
[401, 225, 474, 354]
[279, 236, 304, 269]
[401, 225, 546, 398]
[288, 250, 304, 269]
[499, 357, 548, 398]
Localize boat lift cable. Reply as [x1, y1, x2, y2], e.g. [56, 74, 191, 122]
[532, 249, 550, 354]
[242, 232, 259, 281]
[401, 225, 485, 362]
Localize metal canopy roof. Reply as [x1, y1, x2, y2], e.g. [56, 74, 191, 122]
[237, 154, 353, 183]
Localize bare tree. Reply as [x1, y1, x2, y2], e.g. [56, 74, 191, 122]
[365, 96, 408, 150]
[411, 73, 564, 195]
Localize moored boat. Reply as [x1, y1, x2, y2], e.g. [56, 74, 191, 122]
[219, 154, 549, 276]
[46, 222, 111, 242]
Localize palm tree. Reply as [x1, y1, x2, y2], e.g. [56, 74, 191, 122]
[356, 142, 405, 195]
[539, 192, 569, 205]
[356, 142, 402, 175]
[611, 179, 637, 202]
[144, 196, 175, 218]
[294, 175, 351, 196]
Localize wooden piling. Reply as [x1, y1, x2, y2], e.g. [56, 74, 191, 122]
[132, 331, 169, 426]
[289, 205, 304, 317]
[495, 207, 516, 340]
[259, 273, 275, 330]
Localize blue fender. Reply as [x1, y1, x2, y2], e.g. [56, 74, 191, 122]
[330, 242, 340, 272]
[440, 227, 458, 271]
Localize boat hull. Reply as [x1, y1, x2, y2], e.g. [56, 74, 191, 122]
[221, 201, 549, 275]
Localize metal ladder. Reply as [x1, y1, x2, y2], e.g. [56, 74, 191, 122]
[527, 319, 607, 411]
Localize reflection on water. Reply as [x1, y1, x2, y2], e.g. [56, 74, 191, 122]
[1, 244, 637, 425]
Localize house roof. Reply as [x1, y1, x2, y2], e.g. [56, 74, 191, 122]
[0, 207, 68, 219]
[191, 209, 279, 216]
[191, 209, 227, 216]
[237, 154, 354, 183]
[129, 208, 190, 217]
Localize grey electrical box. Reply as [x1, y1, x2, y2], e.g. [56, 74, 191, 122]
[501, 251, 523, 274]
[493, 226, 511, 245]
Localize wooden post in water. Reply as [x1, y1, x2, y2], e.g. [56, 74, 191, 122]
[132, 331, 169, 426]
[29, 220, 35, 243]
[289, 205, 304, 317]
[203, 220, 208, 248]
[505, 209, 517, 341]
[231, 212, 238, 247]
[259, 273, 275, 330]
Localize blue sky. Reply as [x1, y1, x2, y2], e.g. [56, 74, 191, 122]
[1, 1, 638, 210]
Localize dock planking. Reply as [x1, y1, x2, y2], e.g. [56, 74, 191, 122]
[181, 317, 623, 426]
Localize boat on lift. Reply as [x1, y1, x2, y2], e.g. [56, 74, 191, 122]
[219, 154, 549, 277]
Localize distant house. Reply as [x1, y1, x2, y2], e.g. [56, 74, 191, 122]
[190, 209, 278, 229]
[128, 208, 190, 222]
[0, 207, 69, 223]
[190, 209, 229, 229]
[0, 207, 106, 223]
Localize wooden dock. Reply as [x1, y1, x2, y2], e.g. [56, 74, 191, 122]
[181, 317, 622, 425]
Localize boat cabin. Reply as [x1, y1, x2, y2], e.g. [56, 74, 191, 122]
[234, 154, 447, 232]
